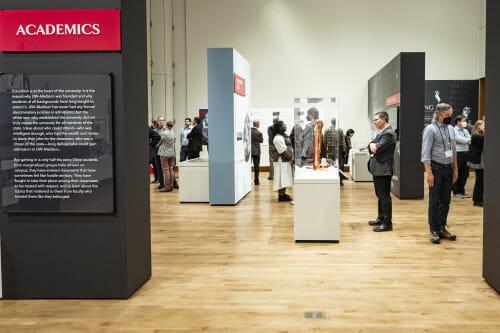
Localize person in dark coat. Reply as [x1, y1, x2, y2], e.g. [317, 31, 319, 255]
[367, 111, 397, 232]
[149, 123, 161, 183]
[345, 129, 355, 165]
[267, 116, 279, 180]
[467, 120, 485, 206]
[187, 117, 203, 159]
[251, 120, 264, 185]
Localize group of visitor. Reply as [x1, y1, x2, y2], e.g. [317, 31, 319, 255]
[248, 103, 484, 245]
[149, 116, 203, 192]
[366, 103, 485, 245]
[250, 112, 355, 201]
[150, 103, 485, 245]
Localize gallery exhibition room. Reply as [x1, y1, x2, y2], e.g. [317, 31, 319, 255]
[1, 0, 500, 331]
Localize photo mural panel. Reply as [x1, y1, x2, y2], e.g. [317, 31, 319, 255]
[234, 74, 251, 163]
[424, 80, 479, 127]
[0, 74, 114, 213]
[232, 49, 252, 204]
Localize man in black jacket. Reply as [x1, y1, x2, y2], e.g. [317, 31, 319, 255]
[368, 111, 397, 232]
[149, 125, 161, 183]
[187, 117, 203, 159]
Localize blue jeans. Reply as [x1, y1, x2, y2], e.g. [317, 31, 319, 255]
[428, 163, 453, 232]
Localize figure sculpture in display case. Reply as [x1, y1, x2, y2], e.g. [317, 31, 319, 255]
[293, 97, 341, 242]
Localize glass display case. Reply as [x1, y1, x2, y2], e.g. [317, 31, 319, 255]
[292, 97, 341, 170]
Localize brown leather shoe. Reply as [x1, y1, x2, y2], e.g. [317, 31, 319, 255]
[439, 226, 456, 241]
[430, 231, 440, 244]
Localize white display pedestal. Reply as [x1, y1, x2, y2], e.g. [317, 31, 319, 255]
[351, 150, 373, 182]
[294, 166, 340, 242]
[178, 157, 209, 203]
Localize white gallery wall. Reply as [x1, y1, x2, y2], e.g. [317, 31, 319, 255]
[182, 0, 484, 145]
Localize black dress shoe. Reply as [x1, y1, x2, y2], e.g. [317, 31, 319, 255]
[368, 219, 382, 226]
[173, 183, 179, 189]
[151, 180, 159, 184]
[474, 201, 483, 207]
[158, 184, 164, 189]
[254, 181, 260, 185]
[373, 223, 392, 232]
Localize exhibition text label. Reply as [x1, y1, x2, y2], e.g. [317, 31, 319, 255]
[0, 9, 121, 51]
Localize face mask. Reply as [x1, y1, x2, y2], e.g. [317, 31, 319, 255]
[443, 116, 452, 125]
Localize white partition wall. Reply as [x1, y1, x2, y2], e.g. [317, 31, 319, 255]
[208, 48, 252, 205]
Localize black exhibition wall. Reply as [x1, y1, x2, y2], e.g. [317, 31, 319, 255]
[0, 0, 151, 298]
[368, 53, 425, 200]
[484, 0, 500, 294]
[424, 80, 479, 126]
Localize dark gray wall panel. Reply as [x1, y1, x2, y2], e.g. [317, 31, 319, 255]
[368, 53, 424, 199]
[483, 0, 500, 294]
[400, 53, 425, 200]
[0, 0, 150, 298]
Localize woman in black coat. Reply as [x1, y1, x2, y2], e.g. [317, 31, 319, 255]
[345, 129, 355, 165]
[187, 117, 203, 159]
[467, 120, 485, 206]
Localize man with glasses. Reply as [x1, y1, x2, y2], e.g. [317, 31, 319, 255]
[368, 111, 397, 232]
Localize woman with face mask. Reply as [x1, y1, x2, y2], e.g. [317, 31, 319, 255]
[453, 115, 471, 198]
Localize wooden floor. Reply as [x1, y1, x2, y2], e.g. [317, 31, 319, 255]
[1, 172, 499, 332]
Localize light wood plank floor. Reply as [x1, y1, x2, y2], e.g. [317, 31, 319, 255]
[1, 172, 499, 332]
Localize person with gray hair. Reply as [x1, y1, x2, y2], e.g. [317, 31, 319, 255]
[421, 103, 458, 244]
[267, 116, 279, 180]
[251, 120, 264, 185]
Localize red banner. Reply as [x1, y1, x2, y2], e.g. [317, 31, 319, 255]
[0, 9, 121, 52]
[233, 73, 246, 96]
[386, 93, 401, 106]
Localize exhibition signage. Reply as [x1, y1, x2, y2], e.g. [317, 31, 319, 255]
[233, 73, 246, 96]
[0, 74, 115, 213]
[0, 9, 121, 52]
[386, 93, 400, 106]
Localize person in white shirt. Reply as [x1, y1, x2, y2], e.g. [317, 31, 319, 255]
[179, 118, 192, 162]
[271, 121, 293, 202]
[453, 115, 471, 198]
